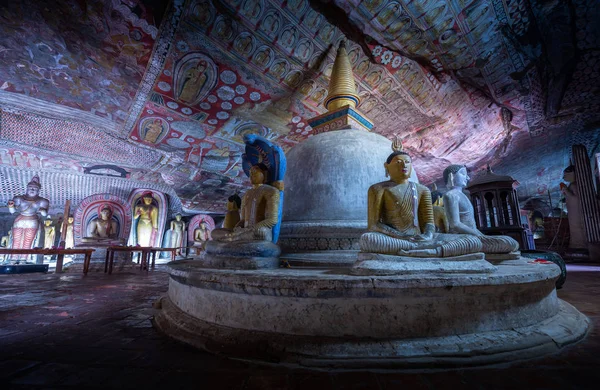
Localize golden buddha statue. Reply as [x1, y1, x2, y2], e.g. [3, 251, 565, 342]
[43, 219, 56, 249]
[359, 140, 482, 258]
[222, 194, 241, 230]
[134, 192, 158, 247]
[212, 163, 280, 242]
[60, 215, 75, 249]
[193, 222, 211, 248]
[442, 165, 519, 254]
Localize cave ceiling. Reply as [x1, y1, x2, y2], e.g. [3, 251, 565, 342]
[0, 0, 598, 214]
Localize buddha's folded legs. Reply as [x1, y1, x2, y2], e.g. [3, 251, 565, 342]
[360, 232, 482, 257]
[360, 232, 418, 254]
[212, 227, 273, 242]
[479, 235, 519, 253]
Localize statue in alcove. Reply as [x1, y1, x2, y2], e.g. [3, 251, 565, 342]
[84, 204, 118, 242]
[193, 221, 211, 248]
[134, 192, 159, 247]
[60, 215, 75, 249]
[169, 214, 186, 254]
[7, 175, 49, 254]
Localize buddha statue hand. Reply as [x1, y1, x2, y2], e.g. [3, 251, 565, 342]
[408, 224, 435, 242]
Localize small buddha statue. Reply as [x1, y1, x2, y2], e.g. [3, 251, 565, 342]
[212, 163, 280, 243]
[43, 219, 56, 249]
[430, 183, 448, 233]
[7, 175, 50, 254]
[169, 213, 186, 253]
[193, 221, 211, 248]
[222, 194, 241, 230]
[60, 215, 75, 249]
[134, 192, 159, 247]
[359, 140, 482, 258]
[1, 230, 11, 248]
[83, 204, 118, 242]
[442, 165, 519, 255]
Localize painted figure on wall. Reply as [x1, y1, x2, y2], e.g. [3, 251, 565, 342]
[134, 192, 159, 247]
[260, 12, 280, 37]
[169, 213, 186, 254]
[140, 118, 168, 144]
[377, 3, 401, 27]
[86, 204, 118, 240]
[179, 60, 208, 104]
[43, 219, 55, 249]
[7, 175, 49, 255]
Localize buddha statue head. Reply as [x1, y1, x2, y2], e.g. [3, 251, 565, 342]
[443, 164, 469, 189]
[250, 163, 270, 186]
[25, 175, 42, 199]
[99, 204, 113, 221]
[384, 138, 411, 183]
[142, 191, 154, 205]
[44, 219, 52, 227]
[227, 194, 242, 211]
[68, 215, 74, 224]
[563, 164, 575, 183]
[175, 213, 182, 221]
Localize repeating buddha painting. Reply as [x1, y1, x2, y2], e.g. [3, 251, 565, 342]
[139, 117, 169, 144]
[173, 53, 218, 106]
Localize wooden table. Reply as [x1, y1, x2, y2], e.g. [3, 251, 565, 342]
[148, 248, 178, 269]
[0, 248, 95, 275]
[104, 246, 154, 275]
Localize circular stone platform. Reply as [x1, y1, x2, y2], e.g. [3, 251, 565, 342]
[154, 260, 589, 369]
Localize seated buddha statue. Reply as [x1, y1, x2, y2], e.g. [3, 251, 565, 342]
[82, 204, 122, 244]
[193, 221, 211, 248]
[212, 163, 280, 243]
[222, 194, 241, 230]
[359, 141, 482, 258]
[442, 165, 519, 255]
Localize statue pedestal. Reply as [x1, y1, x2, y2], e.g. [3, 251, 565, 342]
[64, 244, 136, 273]
[351, 252, 495, 275]
[154, 259, 588, 368]
[204, 241, 281, 270]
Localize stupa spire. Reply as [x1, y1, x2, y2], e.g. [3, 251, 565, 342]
[324, 40, 360, 111]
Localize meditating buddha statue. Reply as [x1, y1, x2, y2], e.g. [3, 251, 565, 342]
[212, 163, 280, 242]
[222, 194, 241, 230]
[442, 165, 519, 256]
[205, 134, 286, 269]
[193, 221, 211, 248]
[82, 204, 119, 243]
[359, 140, 483, 258]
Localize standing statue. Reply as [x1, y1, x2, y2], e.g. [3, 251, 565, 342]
[222, 194, 242, 230]
[7, 175, 50, 254]
[442, 164, 519, 255]
[1, 230, 12, 248]
[60, 215, 75, 249]
[561, 164, 587, 249]
[43, 219, 56, 249]
[134, 192, 158, 247]
[84, 204, 118, 241]
[358, 140, 483, 258]
[169, 213, 186, 254]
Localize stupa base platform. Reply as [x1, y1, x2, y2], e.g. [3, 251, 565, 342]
[351, 252, 495, 275]
[204, 240, 281, 270]
[154, 259, 589, 369]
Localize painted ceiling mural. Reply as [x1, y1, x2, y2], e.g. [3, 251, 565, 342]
[0, 0, 599, 214]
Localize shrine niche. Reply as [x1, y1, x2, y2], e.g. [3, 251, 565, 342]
[187, 214, 215, 248]
[127, 189, 168, 248]
[173, 53, 218, 106]
[73, 194, 132, 246]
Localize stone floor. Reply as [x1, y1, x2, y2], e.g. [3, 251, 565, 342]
[0, 264, 599, 389]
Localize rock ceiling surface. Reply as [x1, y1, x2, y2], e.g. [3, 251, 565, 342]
[0, 0, 598, 214]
